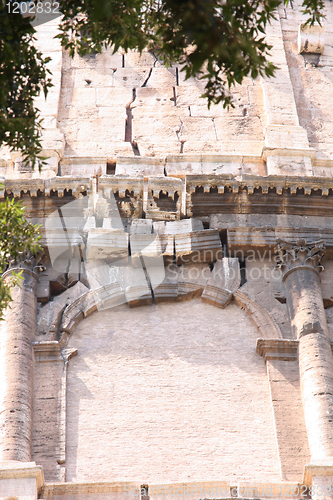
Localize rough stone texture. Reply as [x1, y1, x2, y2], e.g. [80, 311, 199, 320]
[32, 343, 64, 482]
[266, 360, 310, 481]
[280, 0, 333, 167]
[65, 300, 281, 484]
[3, 2, 333, 496]
[0, 462, 44, 500]
[277, 240, 333, 464]
[86, 228, 129, 263]
[37, 281, 89, 340]
[175, 229, 222, 264]
[0, 266, 40, 463]
[238, 259, 292, 339]
[201, 258, 241, 308]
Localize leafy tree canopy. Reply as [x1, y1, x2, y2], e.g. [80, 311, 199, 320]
[0, 0, 326, 165]
[0, 195, 41, 319]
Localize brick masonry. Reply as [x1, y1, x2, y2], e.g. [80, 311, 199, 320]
[65, 300, 281, 484]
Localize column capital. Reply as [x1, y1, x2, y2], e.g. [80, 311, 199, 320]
[2, 251, 45, 292]
[3, 250, 44, 276]
[275, 238, 325, 282]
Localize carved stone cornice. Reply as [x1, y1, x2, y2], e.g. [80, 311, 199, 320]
[275, 238, 325, 282]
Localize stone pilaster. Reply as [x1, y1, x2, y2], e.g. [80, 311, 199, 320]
[276, 239, 333, 498]
[0, 254, 41, 462]
[261, 10, 315, 176]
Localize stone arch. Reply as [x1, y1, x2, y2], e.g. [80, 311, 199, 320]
[59, 282, 282, 347]
[233, 289, 283, 339]
[63, 295, 281, 483]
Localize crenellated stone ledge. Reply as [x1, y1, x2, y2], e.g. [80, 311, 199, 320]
[2, 174, 333, 201]
[186, 174, 333, 197]
[0, 177, 92, 199]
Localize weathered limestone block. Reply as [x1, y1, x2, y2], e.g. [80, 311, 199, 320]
[115, 157, 165, 177]
[298, 23, 325, 54]
[86, 228, 129, 263]
[260, 13, 316, 176]
[175, 229, 222, 264]
[77, 117, 127, 143]
[0, 462, 44, 500]
[132, 116, 180, 146]
[133, 87, 177, 109]
[304, 465, 333, 500]
[153, 264, 179, 303]
[102, 217, 126, 231]
[46, 228, 83, 279]
[164, 218, 204, 234]
[79, 263, 154, 310]
[116, 266, 152, 307]
[84, 259, 114, 289]
[125, 48, 157, 66]
[201, 258, 241, 308]
[264, 124, 313, 151]
[113, 67, 154, 88]
[184, 140, 223, 155]
[130, 218, 153, 234]
[165, 155, 203, 175]
[177, 263, 211, 300]
[152, 222, 175, 262]
[153, 220, 206, 264]
[60, 158, 106, 177]
[37, 281, 89, 339]
[130, 233, 163, 268]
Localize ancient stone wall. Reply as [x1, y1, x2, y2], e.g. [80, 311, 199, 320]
[2, 1, 333, 499]
[65, 300, 280, 484]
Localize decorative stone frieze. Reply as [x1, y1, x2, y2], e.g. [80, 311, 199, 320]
[227, 227, 333, 256]
[0, 177, 91, 199]
[99, 176, 143, 218]
[187, 174, 333, 197]
[146, 177, 182, 220]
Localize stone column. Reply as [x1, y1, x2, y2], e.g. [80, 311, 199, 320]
[0, 255, 40, 462]
[276, 239, 333, 497]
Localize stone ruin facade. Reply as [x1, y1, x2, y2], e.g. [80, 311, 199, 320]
[2, 1, 333, 500]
